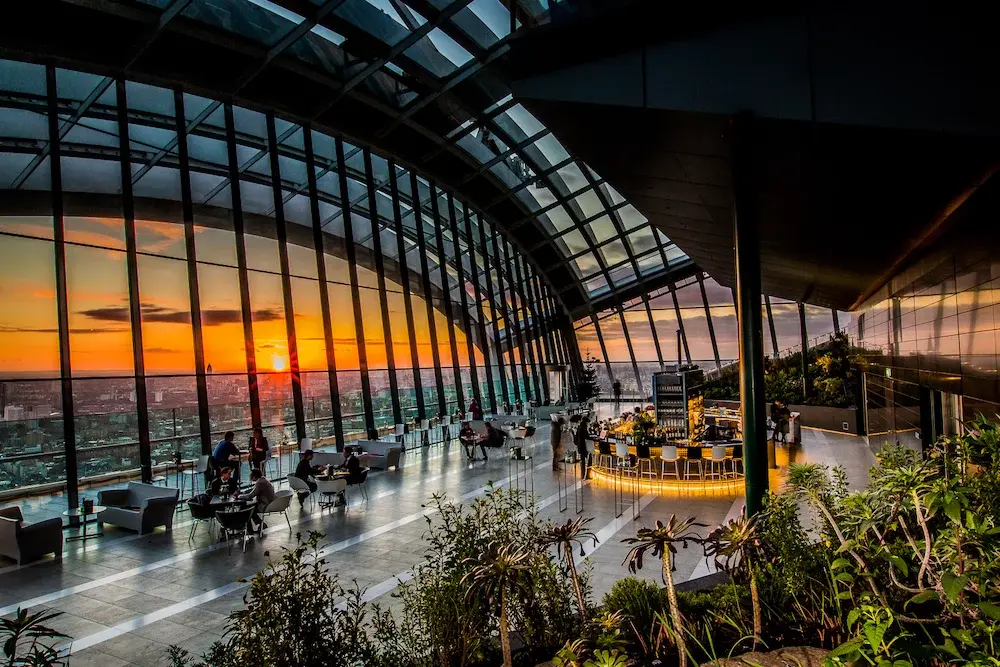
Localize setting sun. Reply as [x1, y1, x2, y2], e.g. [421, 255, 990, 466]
[271, 354, 287, 372]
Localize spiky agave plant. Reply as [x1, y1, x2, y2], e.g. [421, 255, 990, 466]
[622, 516, 706, 667]
[703, 511, 765, 647]
[539, 516, 599, 619]
[462, 542, 536, 667]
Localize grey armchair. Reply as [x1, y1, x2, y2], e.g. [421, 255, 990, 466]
[357, 440, 402, 470]
[98, 482, 180, 534]
[0, 506, 63, 565]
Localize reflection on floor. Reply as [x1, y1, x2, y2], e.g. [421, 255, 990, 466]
[0, 424, 875, 667]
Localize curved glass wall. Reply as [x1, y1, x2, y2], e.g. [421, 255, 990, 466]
[46, 0, 688, 310]
[0, 59, 562, 503]
[575, 273, 854, 402]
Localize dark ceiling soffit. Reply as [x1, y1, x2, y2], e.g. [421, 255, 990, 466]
[501, 0, 799, 82]
[848, 162, 1000, 312]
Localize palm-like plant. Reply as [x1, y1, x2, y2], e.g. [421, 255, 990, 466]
[622, 516, 706, 667]
[539, 517, 599, 619]
[462, 542, 536, 667]
[703, 512, 765, 647]
[1, 607, 70, 667]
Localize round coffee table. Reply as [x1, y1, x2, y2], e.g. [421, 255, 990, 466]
[64, 505, 106, 542]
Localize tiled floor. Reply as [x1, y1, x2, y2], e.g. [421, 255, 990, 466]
[0, 423, 875, 666]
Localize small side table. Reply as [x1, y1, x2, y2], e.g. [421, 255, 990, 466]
[64, 505, 106, 542]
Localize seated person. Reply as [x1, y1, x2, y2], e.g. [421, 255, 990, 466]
[210, 467, 239, 497]
[459, 422, 487, 461]
[293, 450, 324, 507]
[237, 469, 276, 531]
[483, 422, 505, 450]
[212, 431, 242, 482]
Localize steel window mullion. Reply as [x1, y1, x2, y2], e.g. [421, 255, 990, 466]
[430, 185, 465, 411]
[116, 79, 153, 483]
[389, 162, 425, 421]
[47, 65, 79, 512]
[411, 173, 446, 417]
[509, 248, 539, 400]
[447, 195, 481, 408]
[698, 274, 722, 371]
[764, 295, 779, 357]
[477, 219, 511, 405]
[833, 309, 841, 334]
[336, 137, 375, 437]
[303, 127, 344, 448]
[644, 296, 665, 370]
[669, 282, 691, 365]
[222, 105, 263, 428]
[493, 229, 527, 403]
[173, 90, 213, 455]
[363, 149, 402, 428]
[460, 204, 496, 411]
[521, 256, 552, 397]
[591, 312, 615, 397]
[521, 254, 547, 400]
[617, 306, 643, 400]
[267, 113, 306, 443]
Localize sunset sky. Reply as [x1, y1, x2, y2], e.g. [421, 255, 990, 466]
[0, 216, 487, 379]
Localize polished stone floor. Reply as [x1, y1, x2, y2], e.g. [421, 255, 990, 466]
[0, 423, 875, 667]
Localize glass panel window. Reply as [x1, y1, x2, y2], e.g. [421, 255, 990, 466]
[290, 277, 328, 371]
[74, 378, 140, 481]
[327, 282, 359, 370]
[0, 379, 64, 495]
[66, 245, 135, 376]
[248, 271, 289, 372]
[0, 235, 60, 377]
[207, 374, 252, 439]
[359, 286, 387, 369]
[624, 309, 657, 361]
[138, 254, 196, 375]
[198, 263, 247, 374]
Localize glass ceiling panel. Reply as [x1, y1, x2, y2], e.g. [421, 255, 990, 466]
[158, 0, 689, 305]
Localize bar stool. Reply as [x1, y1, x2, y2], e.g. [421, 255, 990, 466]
[441, 415, 452, 445]
[583, 438, 595, 474]
[684, 446, 705, 482]
[179, 455, 209, 499]
[614, 441, 634, 477]
[419, 419, 430, 447]
[636, 443, 656, 484]
[728, 444, 744, 478]
[707, 445, 728, 481]
[659, 445, 680, 486]
[596, 440, 613, 471]
[394, 424, 405, 450]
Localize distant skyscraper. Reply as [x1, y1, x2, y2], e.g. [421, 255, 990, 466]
[207, 363, 213, 375]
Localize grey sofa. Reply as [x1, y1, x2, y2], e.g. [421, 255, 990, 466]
[98, 482, 180, 534]
[357, 440, 402, 470]
[0, 506, 63, 565]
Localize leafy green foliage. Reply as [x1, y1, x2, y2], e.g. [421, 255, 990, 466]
[1, 607, 70, 667]
[700, 332, 861, 408]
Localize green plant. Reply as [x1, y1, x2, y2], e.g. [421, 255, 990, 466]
[1, 608, 69, 667]
[703, 512, 765, 647]
[622, 516, 705, 667]
[583, 648, 628, 667]
[462, 542, 536, 667]
[539, 517, 599, 619]
[167, 532, 377, 667]
[385, 485, 583, 666]
[575, 356, 602, 402]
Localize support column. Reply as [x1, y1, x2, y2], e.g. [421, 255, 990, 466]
[798, 302, 810, 400]
[731, 113, 768, 516]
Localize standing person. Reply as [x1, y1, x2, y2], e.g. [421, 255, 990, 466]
[551, 416, 565, 472]
[237, 469, 276, 532]
[771, 400, 789, 444]
[468, 397, 483, 421]
[612, 380, 622, 410]
[574, 415, 591, 479]
[248, 427, 269, 474]
[212, 431, 242, 482]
